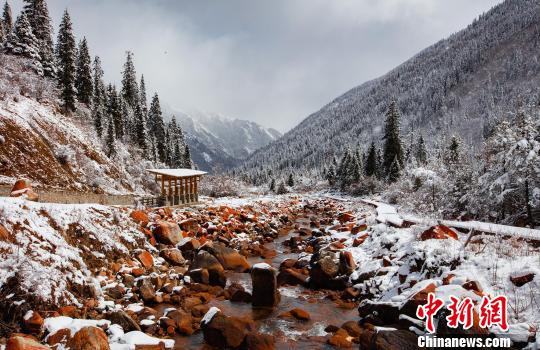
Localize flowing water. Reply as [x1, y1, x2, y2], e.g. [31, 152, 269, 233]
[167, 216, 359, 349]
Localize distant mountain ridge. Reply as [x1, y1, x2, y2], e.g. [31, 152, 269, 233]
[239, 0, 540, 176]
[163, 107, 282, 171]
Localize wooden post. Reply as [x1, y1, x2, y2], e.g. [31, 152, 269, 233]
[180, 177, 185, 204]
[160, 175, 165, 196]
[194, 176, 199, 202]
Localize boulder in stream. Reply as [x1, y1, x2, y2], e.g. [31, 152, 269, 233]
[251, 263, 280, 308]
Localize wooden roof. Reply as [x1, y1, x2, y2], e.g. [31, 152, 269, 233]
[146, 169, 207, 178]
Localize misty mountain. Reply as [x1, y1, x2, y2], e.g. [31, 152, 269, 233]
[164, 108, 282, 171]
[239, 0, 540, 176]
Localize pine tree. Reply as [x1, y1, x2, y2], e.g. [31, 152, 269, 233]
[147, 93, 166, 163]
[269, 178, 276, 192]
[75, 38, 93, 105]
[415, 135, 428, 165]
[105, 119, 116, 158]
[388, 156, 401, 183]
[365, 142, 377, 177]
[121, 51, 139, 109]
[55, 10, 77, 112]
[183, 144, 192, 168]
[2, 2, 12, 35]
[287, 173, 294, 187]
[382, 99, 404, 182]
[4, 12, 40, 63]
[445, 136, 461, 165]
[23, 0, 55, 76]
[106, 85, 123, 140]
[0, 17, 5, 43]
[276, 182, 287, 195]
[92, 56, 105, 137]
[133, 102, 147, 156]
[139, 75, 148, 120]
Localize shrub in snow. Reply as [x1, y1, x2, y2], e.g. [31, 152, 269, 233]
[55, 145, 74, 165]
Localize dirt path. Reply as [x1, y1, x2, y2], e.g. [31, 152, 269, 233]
[0, 185, 135, 206]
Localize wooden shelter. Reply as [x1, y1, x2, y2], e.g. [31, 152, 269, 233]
[144, 169, 207, 207]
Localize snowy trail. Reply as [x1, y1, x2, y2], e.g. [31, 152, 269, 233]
[363, 199, 540, 241]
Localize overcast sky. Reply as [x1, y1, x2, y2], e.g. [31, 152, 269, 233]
[13, 0, 503, 132]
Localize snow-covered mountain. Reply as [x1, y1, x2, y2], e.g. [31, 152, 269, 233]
[164, 108, 281, 171]
[239, 0, 540, 175]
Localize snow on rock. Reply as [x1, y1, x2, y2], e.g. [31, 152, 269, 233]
[0, 197, 145, 305]
[44, 316, 111, 337]
[201, 306, 221, 325]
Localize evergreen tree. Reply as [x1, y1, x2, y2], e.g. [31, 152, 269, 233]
[326, 164, 337, 186]
[365, 142, 377, 177]
[183, 144, 192, 168]
[2, 2, 12, 35]
[106, 85, 123, 140]
[276, 182, 287, 195]
[23, 0, 55, 76]
[382, 99, 404, 182]
[415, 135, 428, 165]
[75, 38, 93, 105]
[55, 10, 77, 112]
[0, 16, 4, 44]
[133, 102, 147, 156]
[269, 178, 276, 192]
[287, 173, 294, 187]
[121, 51, 139, 109]
[92, 56, 105, 137]
[4, 12, 40, 63]
[105, 119, 116, 158]
[139, 75, 148, 120]
[147, 93, 166, 162]
[445, 136, 461, 165]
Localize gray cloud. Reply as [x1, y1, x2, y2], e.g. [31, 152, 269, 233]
[12, 0, 502, 131]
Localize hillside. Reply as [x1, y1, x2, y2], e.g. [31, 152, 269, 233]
[239, 0, 540, 175]
[0, 54, 155, 194]
[167, 109, 281, 171]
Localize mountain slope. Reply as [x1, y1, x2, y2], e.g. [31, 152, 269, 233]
[239, 0, 540, 175]
[166, 109, 281, 171]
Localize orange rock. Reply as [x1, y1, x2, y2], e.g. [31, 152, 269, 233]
[352, 234, 368, 247]
[6, 334, 49, 350]
[57, 305, 78, 318]
[23, 311, 43, 334]
[130, 210, 149, 225]
[442, 274, 455, 285]
[46, 328, 71, 346]
[401, 283, 437, 317]
[10, 179, 39, 202]
[66, 327, 110, 350]
[510, 272, 535, 287]
[290, 308, 310, 321]
[351, 224, 367, 234]
[131, 268, 145, 277]
[420, 225, 458, 240]
[338, 213, 355, 223]
[0, 224, 12, 242]
[152, 221, 182, 245]
[137, 251, 154, 269]
[327, 328, 352, 348]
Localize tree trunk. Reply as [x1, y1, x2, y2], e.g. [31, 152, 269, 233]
[525, 180, 534, 227]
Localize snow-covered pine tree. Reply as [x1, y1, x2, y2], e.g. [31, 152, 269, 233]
[106, 85, 123, 140]
[269, 178, 275, 192]
[365, 142, 377, 177]
[92, 56, 105, 137]
[326, 164, 337, 186]
[22, 0, 55, 77]
[2, 2, 12, 36]
[75, 38, 93, 105]
[415, 135, 428, 165]
[445, 135, 461, 165]
[4, 12, 41, 68]
[147, 93, 167, 163]
[139, 75, 148, 121]
[183, 144, 192, 169]
[287, 173, 294, 187]
[133, 102, 147, 156]
[105, 119, 116, 158]
[55, 10, 77, 112]
[0, 17, 4, 44]
[382, 99, 404, 182]
[121, 51, 139, 110]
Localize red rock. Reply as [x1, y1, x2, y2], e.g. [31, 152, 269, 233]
[277, 268, 309, 286]
[327, 328, 352, 348]
[339, 251, 356, 274]
[159, 248, 185, 266]
[510, 272, 535, 287]
[351, 224, 367, 234]
[66, 327, 110, 350]
[420, 225, 458, 240]
[204, 243, 250, 272]
[251, 263, 280, 308]
[6, 334, 49, 350]
[167, 309, 193, 335]
[0, 224, 13, 242]
[401, 283, 437, 317]
[462, 280, 483, 295]
[130, 210, 149, 225]
[134, 345, 165, 350]
[178, 218, 198, 232]
[353, 234, 368, 247]
[152, 221, 182, 245]
[137, 251, 154, 269]
[442, 274, 455, 285]
[57, 306, 78, 318]
[243, 333, 275, 350]
[23, 311, 44, 334]
[201, 311, 255, 348]
[46, 328, 71, 346]
[290, 308, 310, 321]
[10, 179, 38, 202]
[131, 267, 145, 277]
[338, 213, 355, 223]
[341, 321, 362, 337]
[192, 251, 227, 287]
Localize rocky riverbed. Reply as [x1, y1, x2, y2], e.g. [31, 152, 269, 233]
[0, 193, 538, 349]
